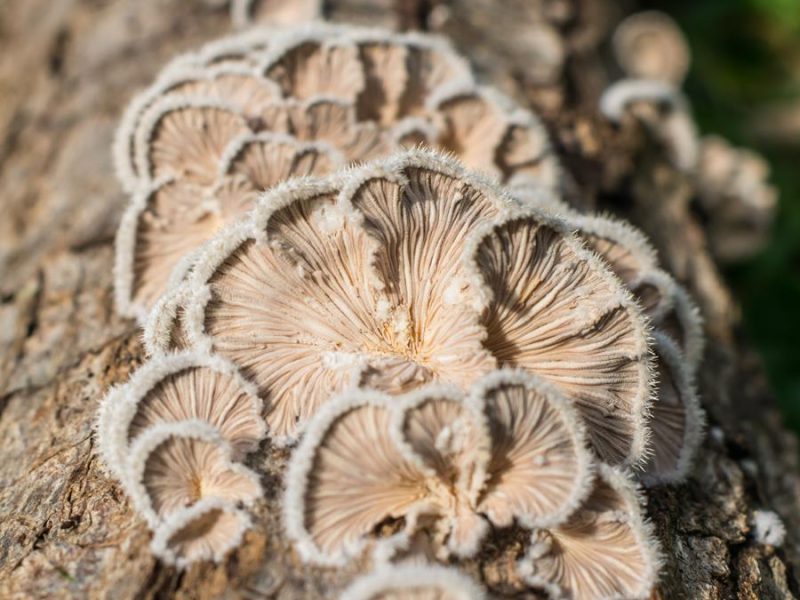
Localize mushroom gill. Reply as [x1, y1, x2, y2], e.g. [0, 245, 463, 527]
[150, 151, 651, 463]
[125, 420, 262, 526]
[341, 563, 486, 600]
[519, 464, 662, 600]
[96, 351, 265, 483]
[150, 497, 252, 568]
[283, 369, 591, 565]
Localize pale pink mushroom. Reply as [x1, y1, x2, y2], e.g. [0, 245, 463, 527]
[96, 350, 265, 482]
[283, 369, 591, 565]
[124, 420, 262, 527]
[150, 497, 252, 569]
[613, 11, 691, 86]
[148, 151, 651, 461]
[341, 563, 486, 600]
[519, 464, 662, 600]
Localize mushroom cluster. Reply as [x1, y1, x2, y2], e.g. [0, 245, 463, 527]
[99, 21, 707, 598]
[603, 10, 777, 263]
[113, 22, 559, 322]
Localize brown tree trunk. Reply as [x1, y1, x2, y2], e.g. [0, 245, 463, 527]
[0, 1, 797, 598]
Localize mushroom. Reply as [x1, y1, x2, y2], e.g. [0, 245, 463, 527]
[114, 24, 561, 320]
[95, 350, 265, 482]
[125, 420, 262, 526]
[147, 150, 652, 464]
[231, 0, 321, 28]
[150, 497, 252, 568]
[600, 78, 699, 172]
[641, 333, 704, 485]
[341, 563, 486, 600]
[650, 282, 704, 372]
[612, 10, 691, 86]
[695, 135, 777, 263]
[283, 369, 592, 565]
[519, 464, 662, 600]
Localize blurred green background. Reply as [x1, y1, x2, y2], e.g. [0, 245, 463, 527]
[646, 0, 800, 429]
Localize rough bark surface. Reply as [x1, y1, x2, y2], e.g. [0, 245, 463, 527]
[0, 1, 798, 598]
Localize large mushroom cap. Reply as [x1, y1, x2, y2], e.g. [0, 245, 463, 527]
[150, 497, 252, 569]
[341, 563, 486, 600]
[95, 350, 265, 482]
[114, 24, 560, 321]
[150, 150, 652, 464]
[520, 464, 662, 600]
[283, 369, 593, 566]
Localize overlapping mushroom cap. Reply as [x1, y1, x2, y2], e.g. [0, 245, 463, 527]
[95, 350, 266, 564]
[284, 369, 592, 565]
[147, 150, 652, 465]
[519, 464, 662, 600]
[113, 23, 559, 321]
[341, 563, 486, 600]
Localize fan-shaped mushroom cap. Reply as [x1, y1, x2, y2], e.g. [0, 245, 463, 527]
[95, 350, 265, 482]
[649, 282, 704, 372]
[150, 497, 252, 569]
[613, 10, 691, 86]
[150, 150, 651, 461]
[341, 563, 486, 600]
[283, 369, 592, 566]
[232, 0, 321, 28]
[641, 333, 704, 485]
[124, 420, 262, 526]
[115, 125, 341, 320]
[519, 464, 662, 600]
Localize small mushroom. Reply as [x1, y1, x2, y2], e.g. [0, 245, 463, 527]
[341, 563, 486, 600]
[695, 135, 777, 263]
[649, 282, 704, 372]
[231, 0, 321, 28]
[95, 350, 265, 482]
[150, 497, 252, 569]
[641, 333, 705, 485]
[600, 78, 699, 172]
[283, 369, 592, 565]
[125, 420, 262, 526]
[519, 464, 662, 600]
[149, 150, 652, 461]
[612, 11, 691, 86]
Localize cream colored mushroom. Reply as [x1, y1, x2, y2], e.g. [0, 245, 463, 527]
[341, 563, 486, 600]
[641, 333, 704, 485]
[148, 151, 651, 463]
[231, 0, 321, 28]
[283, 369, 592, 565]
[150, 497, 252, 569]
[519, 464, 662, 600]
[95, 350, 265, 482]
[612, 10, 691, 86]
[124, 420, 262, 526]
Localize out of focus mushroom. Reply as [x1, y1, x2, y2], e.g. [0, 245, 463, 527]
[125, 420, 262, 526]
[341, 563, 486, 600]
[150, 497, 252, 568]
[148, 151, 651, 463]
[600, 78, 699, 172]
[612, 11, 691, 86]
[283, 369, 592, 565]
[231, 0, 321, 28]
[695, 135, 777, 263]
[519, 464, 662, 600]
[96, 350, 265, 482]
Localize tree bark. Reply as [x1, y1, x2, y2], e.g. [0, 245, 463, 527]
[0, 1, 797, 598]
